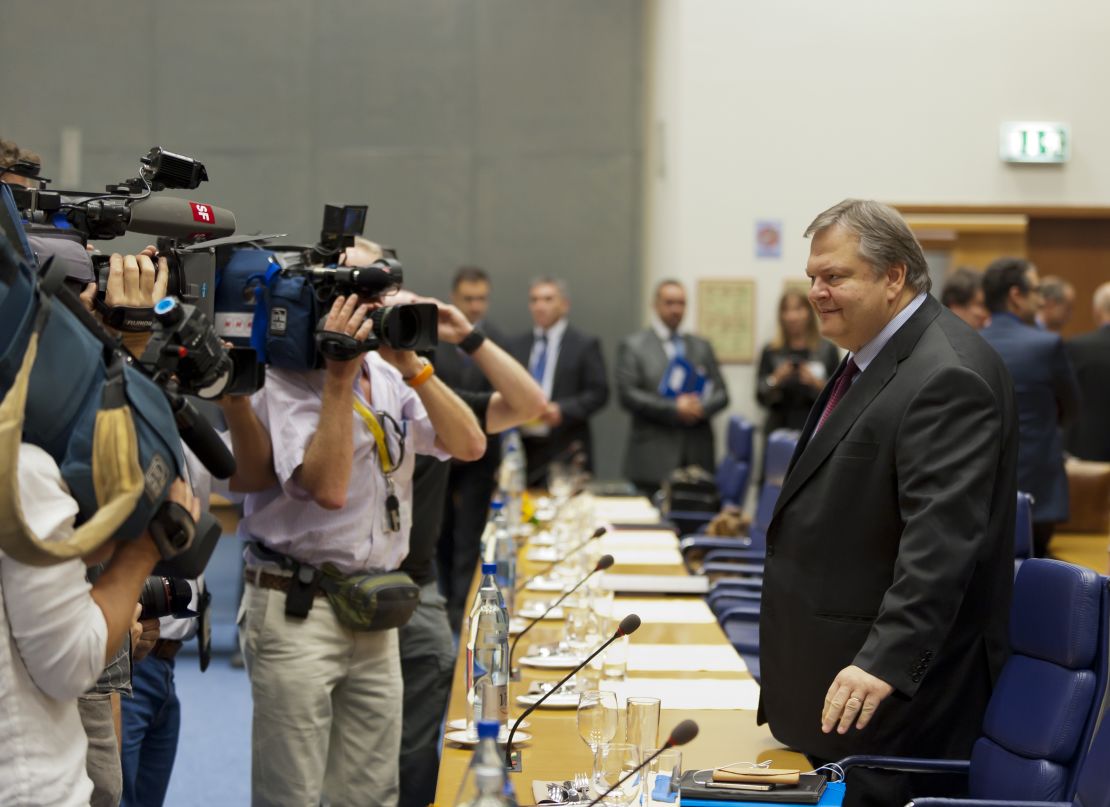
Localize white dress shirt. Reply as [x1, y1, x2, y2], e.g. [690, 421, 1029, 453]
[240, 352, 448, 574]
[850, 292, 928, 375]
[0, 444, 106, 807]
[650, 316, 684, 361]
[528, 316, 569, 400]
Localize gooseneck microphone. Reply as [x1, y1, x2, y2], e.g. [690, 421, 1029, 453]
[505, 613, 642, 771]
[584, 719, 700, 807]
[515, 526, 608, 593]
[509, 554, 615, 676]
[126, 195, 237, 240]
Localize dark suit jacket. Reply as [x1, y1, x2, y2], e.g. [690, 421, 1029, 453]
[758, 296, 1017, 763]
[615, 329, 729, 486]
[980, 313, 1079, 523]
[1066, 325, 1110, 461]
[506, 324, 609, 483]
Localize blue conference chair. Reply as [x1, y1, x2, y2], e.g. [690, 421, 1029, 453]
[839, 559, 1110, 804]
[664, 415, 756, 534]
[719, 601, 761, 682]
[678, 428, 800, 572]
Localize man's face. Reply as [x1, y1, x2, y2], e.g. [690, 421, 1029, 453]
[952, 289, 990, 330]
[654, 283, 686, 331]
[1011, 267, 1043, 325]
[528, 282, 567, 330]
[452, 279, 490, 325]
[806, 225, 907, 352]
[1041, 286, 1074, 331]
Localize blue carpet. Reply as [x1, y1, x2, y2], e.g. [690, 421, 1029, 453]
[164, 534, 252, 806]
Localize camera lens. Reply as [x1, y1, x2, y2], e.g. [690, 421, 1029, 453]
[139, 576, 193, 621]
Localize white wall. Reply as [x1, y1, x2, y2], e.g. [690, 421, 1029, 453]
[642, 0, 1110, 457]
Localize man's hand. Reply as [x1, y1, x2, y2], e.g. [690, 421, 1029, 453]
[132, 616, 160, 663]
[106, 250, 168, 309]
[538, 401, 562, 426]
[321, 295, 374, 383]
[79, 282, 97, 312]
[675, 393, 704, 423]
[822, 665, 894, 734]
[410, 294, 472, 345]
[129, 603, 142, 657]
[379, 346, 424, 379]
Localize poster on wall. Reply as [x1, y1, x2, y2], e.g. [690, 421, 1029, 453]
[697, 278, 756, 364]
[755, 220, 783, 259]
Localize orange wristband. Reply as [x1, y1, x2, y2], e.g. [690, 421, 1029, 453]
[405, 360, 435, 388]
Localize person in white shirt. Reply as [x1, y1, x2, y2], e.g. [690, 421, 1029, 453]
[0, 443, 198, 807]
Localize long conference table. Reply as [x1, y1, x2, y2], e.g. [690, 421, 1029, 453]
[433, 495, 807, 805]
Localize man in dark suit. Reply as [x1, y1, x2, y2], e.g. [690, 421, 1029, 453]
[615, 279, 729, 494]
[1066, 282, 1110, 462]
[506, 276, 609, 487]
[433, 266, 510, 629]
[980, 258, 1080, 557]
[758, 200, 1018, 807]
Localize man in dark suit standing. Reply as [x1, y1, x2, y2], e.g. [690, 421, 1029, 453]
[615, 279, 729, 494]
[506, 277, 609, 487]
[1066, 282, 1110, 461]
[433, 267, 510, 629]
[759, 200, 1017, 807]
[980, 258, 1080, 557]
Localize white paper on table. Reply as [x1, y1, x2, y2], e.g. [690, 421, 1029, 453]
[597, 532, 679, 550]
[600, 677, 761, 711]
[593, 497, 660, 523]
[608, 548, 684, 566]
[626, 644, 748, 673]
[610, 599, 715, 624]
[600, 574, 709, 595]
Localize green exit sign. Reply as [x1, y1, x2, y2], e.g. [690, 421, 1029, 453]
[1000, 122, 1070, 164]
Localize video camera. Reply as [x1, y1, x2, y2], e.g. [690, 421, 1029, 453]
[213, 203, 438, 370]
[10, 146, 234, 320]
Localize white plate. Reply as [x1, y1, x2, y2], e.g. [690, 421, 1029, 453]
[516, 691, 580, 709]
[528, 533, 557, 547]
[526, 548, 561, 563]
[517, 605, 565, 621]
[520, 654, 586, 669]
[447, 718, 529, 731]
[444, 729, 531, 747]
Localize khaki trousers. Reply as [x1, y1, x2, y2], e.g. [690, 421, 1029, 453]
[240, 583, 402, 807]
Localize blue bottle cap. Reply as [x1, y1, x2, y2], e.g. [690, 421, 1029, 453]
[482, 562, 497, 574]
[476, 720, 501, 739]
[490, 499, 504, 511]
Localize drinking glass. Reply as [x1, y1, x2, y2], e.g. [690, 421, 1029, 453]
[602, 635, 629, 679]
[647, 748, 682, 806]
[593, 742, 642, 806]
[577, 690, 619, 758]
[625, 697, 660, 755]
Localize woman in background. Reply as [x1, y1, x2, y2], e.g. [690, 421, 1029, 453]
[756, 289, 840, 478]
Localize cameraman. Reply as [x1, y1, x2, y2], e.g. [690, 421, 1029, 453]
[238, 240, 484, 806]
[0, 443, 198, 807]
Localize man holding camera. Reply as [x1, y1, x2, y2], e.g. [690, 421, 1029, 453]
[238, 241, 485, 806]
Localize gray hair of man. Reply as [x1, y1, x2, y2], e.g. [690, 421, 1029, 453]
[529, 275, 570, 302]
[1039, 275, 1074, 303]
[804, 199, 932, 295]
[1094, 281, 1110, 320]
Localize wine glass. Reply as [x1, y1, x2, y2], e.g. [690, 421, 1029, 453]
[577, 689, 619, 767]
[593, 742, 642, 806]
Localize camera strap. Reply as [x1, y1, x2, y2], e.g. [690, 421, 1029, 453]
[351, 399, 404, 532]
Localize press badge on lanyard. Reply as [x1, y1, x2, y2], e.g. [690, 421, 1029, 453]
[352, 398, 405, 533]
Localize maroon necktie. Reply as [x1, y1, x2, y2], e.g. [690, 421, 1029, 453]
[815, 358, 859, 432]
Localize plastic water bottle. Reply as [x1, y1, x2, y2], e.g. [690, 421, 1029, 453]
[491, 502, 517, 616]
[453, 720, 517, 806]
[466, 563, 510, 733]
[482, 496, 507, 565]
[500, 429, 527, 527]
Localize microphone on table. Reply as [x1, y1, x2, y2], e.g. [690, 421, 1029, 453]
[505, 613, 642, 772]
[515, 526, 608, 593]
[584, 719, 700, 807]
[509, 554, 615, 680]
